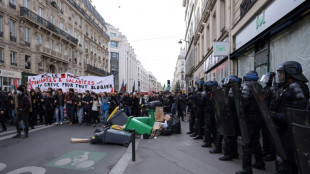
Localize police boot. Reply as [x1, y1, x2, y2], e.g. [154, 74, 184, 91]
[23, 128, 29, 138]
[201, 129, 212, 147]
[186, 131, 193, 134]
[193, 135, 203, 140]
[252, 161, 265, 170]
[219, 155, 233, 161]
[209, 148, 222, 154]
[263, 154, 275, 161]
[13, 132, 21, 138]
[235, 168, 252, 174]
[275, 156, 285, 174]
[190, 133, 197, 137]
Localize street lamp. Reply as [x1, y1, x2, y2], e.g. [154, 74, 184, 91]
[178, 39, 189, 44]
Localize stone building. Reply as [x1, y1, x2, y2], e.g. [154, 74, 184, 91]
[0, 0, 110, 91]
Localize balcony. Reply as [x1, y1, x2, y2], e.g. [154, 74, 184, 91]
[0, 31, 3, 37]
[85, 48, 88, 52]
[85, 64, 108, 76]
[10, 35, 16, 42]
[11, 62, 17, 66]
[20, 7, 78, 45]
[9, 2, 16, 9]
[86, 32, 89, 36]
[67, 0, 110, 40]
[0, 60, 4, 63]
[41, 46, 68, 63]
[25, 42, 30, 47]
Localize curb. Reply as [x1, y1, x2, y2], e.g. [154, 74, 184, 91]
[109, 136, 141, 174]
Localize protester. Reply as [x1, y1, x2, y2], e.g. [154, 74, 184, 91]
[91, 94, 101, 127]
[0, 88, 7, 132]
[76, 93, 84, 125]
[65, 88, 76, 126]
[100, 92, 110, 125]
[13, 85, 31, 138]
[54, 89, 65, 125]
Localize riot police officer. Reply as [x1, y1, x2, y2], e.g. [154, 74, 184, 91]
[220, 75, 240, 161]
[260, 72, 277, 161]
[193, 80, 204, 140]
[201, 81, 214, 147]
[236, 71, 265, 174]
[272, 61, 309, 174]
[186, 86, 196, 135]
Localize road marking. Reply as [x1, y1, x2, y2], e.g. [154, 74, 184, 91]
[0, 125, 49, 137]
[6, 166, 46, 174]
[109, 138, 141, 174]
[0, 125, 54, 141]
[47, 150, 106, 171]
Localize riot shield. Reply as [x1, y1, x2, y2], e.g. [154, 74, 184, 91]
[290, 123, 310, 174]
[212, 88, 236, 136]
[249, 83, 287, 160]
[286, 108, 310, 126]
[231, 83, 250, 144]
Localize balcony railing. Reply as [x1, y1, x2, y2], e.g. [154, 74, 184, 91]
[67, 0, 110, 40]
[10, 35, 16, 42]
[20, 7, 78, 45]
[0, 31, 3, 37]
[11, 62, 17, 66]
[0, 60, 4, 63]
[9, 2, 16, 9]
[25, 42, 30, 47]
[86, 64, 108, 76]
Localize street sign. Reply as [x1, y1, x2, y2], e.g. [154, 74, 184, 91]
[213, 42, 228, 56]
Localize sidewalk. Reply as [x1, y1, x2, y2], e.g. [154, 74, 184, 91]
[124, 120, 275, 174]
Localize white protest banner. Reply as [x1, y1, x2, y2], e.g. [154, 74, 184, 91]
[27, 73, 114, 93]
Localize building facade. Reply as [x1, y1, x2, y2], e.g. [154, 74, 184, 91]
[182, 0, 230, 89]
[182, 0, 310, 88]
[172, 47, 186, 92]
[230, 0, 310, 86]
[107, 24, 151, 92]
[0, 0, 110, 91]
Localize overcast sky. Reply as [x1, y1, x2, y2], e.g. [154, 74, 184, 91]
[92, 0, 185, 85]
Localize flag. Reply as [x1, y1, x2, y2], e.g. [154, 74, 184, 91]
[132, 81, 135, 93]
[120, 80, 124, 93]
[111, 87, 113, 93]
[14, 78, 19, 89]
[124, 84, 127, 92]
[163, 83, 166, 91]
[148, 89, 151, 96]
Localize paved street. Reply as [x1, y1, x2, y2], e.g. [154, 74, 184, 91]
[0, 124, 127, 174]
[124, 120, 275, 174]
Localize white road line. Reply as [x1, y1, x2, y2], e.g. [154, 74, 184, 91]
[0, 124, 55, 141]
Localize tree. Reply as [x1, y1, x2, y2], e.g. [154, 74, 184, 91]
[173, 80, 181, 93]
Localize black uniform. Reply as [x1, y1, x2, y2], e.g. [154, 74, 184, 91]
[201, 85, 213, 147]
[236, 71, 265, 174]
[0, 91, 7, 131]
[83, 94, 92, 125]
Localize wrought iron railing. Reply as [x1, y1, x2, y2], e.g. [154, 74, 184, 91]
[67, 0, 110, 39]
[9, 2, 16, 9]
[86, 64, 108, 76]
[20, 7, 78, 45]
[10, 35, 16, 42]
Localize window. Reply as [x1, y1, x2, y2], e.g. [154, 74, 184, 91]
[68, 48, 72, 58]
[220, 0, 226, 31]
[59, 68, 62, 73]
[85, 42, 88, 49]
[110, 32, 116, 36]
[59, 1, 63, 11]
[10, 51, 16, 66]
[50, 40, 54, 50]
[0, 14, 3, 33]
[9, 0, 15, 5]
[9, 20, 16, 36]
[24, 27, 30, 42]
[78, 34, 81, 44]
[60, 44, 63, 54]
[25, 55, 31, 69]
[59, 22, 63, 30]
[0, 48, 3, 63]
[24, 0, 29, 8]
[38, 8, 42, 17]
[110, 41, 118, 47]
[68, 27, 71, 35]
[74, 31, 77, 39]
[111, 52, 119, 59]
[49, 15, 54, 24]
[38, 34, 43, 45]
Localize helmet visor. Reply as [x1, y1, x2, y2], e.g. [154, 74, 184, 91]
[260, 75, 270, 84]
[275, 70, 285, 84]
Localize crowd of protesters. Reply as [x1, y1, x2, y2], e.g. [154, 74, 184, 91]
[0, 85, 187, 138]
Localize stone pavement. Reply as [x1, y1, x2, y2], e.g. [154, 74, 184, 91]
[123, 120, 275, 174]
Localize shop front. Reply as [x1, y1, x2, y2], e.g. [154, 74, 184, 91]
[0, 69, 21, 92]
[231, 0, 310, 82]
